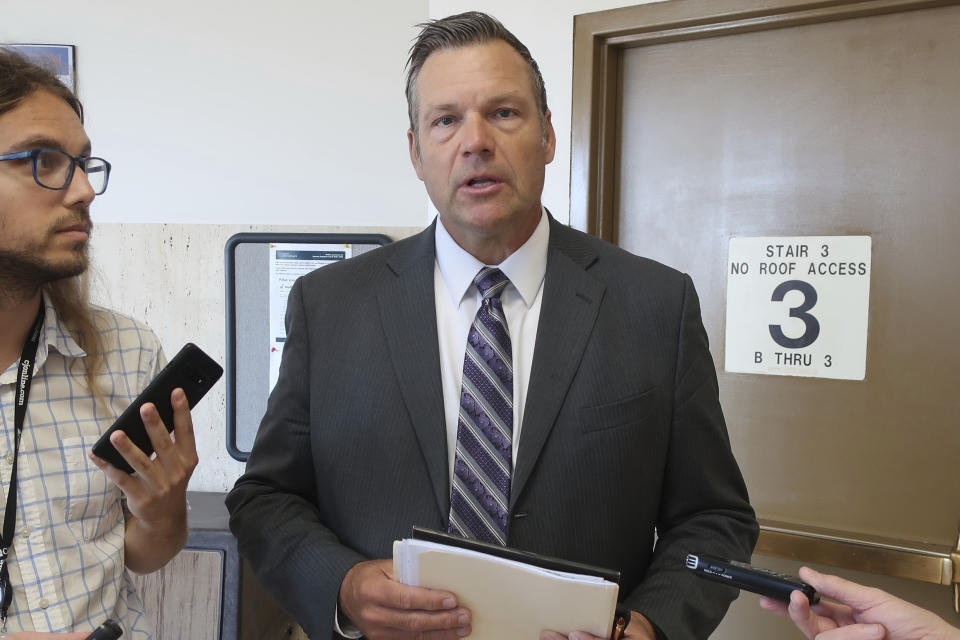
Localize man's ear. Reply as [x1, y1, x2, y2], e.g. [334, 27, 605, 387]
[408, 129, 424, 181]
[543, 109, 556, 165]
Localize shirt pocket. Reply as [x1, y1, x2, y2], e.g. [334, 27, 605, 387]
[61, 435, 120, 541]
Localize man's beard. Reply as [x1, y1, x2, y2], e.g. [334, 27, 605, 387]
[0, 226, 90, 303]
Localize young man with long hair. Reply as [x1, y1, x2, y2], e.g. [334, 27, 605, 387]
[0, 49, 197, 639]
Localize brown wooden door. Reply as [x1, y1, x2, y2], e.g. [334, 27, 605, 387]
[572, 0, 960, 635]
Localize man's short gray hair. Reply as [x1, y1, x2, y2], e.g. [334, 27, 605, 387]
[405, 11, 548, 143]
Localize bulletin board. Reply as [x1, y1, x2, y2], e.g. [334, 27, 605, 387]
[224, 232, 391, 460]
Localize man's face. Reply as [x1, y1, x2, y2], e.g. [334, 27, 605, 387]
[0, 89, 95, 287]
[408, 40, 555, 259]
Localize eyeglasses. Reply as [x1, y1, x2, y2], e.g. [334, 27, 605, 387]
[0, 147, 111, 195]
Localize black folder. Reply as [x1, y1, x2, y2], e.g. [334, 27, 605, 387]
[411, 526, 621, 585]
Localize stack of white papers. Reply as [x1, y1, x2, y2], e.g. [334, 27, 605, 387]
[393, 538, 619, 639]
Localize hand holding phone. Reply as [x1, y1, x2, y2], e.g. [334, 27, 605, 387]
[685, 553, 820, 604]
[91, 343, 222, 473]
[88, 343, 219, 574]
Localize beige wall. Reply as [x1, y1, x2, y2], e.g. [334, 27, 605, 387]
[1, 1, 429, 228]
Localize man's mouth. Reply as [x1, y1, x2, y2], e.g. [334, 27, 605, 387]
[463, 175, 501, 189]
[57, 223, 91, 234]
[53, 220, 93, 242]
[51, 211, 92, 236]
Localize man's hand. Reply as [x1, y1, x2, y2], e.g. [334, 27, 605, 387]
[539, 610, 656, 640]
[90, 388, 198, 574]
[338, 558, 471, 639]
[759, 566, 960, 640]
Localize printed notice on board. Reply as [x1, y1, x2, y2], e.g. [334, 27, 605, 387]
[268, 243, 352, 391]
[725, 236, 871, 380]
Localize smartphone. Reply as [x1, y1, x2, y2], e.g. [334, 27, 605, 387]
[85, 618, 123, 639]
[685, 552, 820, 604]
[91, 343, 223, 473]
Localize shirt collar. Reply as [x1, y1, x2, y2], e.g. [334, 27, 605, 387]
[435, 206, 550, 308]
[42, 289, 87, 361]
[1, 290, 84, 383]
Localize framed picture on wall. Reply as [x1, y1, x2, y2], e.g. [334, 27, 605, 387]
[0, 44, 76, 91]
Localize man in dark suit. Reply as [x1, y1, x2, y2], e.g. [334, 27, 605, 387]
[226, 12, 757, 640]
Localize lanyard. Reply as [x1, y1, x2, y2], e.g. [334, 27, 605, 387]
[0, 305, 44, 629]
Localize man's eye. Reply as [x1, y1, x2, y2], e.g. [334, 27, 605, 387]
[435, 116, 455, 127]
[35, 150, 69, 174]
[495, 109, 514, 118]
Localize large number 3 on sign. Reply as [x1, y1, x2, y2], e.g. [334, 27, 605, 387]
[769, 280, 820, 348]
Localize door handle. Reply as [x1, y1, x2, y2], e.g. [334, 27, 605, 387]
[755, 519, 959, 614]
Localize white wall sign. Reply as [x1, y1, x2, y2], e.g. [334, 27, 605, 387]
[725, 236, 871, 380]
[268, 243, 352, 392]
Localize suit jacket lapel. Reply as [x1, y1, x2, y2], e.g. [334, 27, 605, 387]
[511, 220, 605, 509]
[378, 224, 450, 519]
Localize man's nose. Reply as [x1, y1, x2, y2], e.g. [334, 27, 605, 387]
[64, 165, 96, 208]
[461, 113, 494, 156]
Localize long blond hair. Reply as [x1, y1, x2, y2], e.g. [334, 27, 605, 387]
[44, 273, 105, 403]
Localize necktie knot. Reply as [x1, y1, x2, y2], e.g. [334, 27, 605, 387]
[475, 267, 509, 301]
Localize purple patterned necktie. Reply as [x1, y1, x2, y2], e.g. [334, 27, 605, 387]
[448, 267, 513, 545]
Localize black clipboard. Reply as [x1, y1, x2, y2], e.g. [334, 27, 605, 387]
[411, 526, 621, 585]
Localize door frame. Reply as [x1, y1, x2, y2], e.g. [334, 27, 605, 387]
[570, 0, 959, 241]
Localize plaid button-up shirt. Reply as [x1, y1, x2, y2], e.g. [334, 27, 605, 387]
[0, 293, 163, 637]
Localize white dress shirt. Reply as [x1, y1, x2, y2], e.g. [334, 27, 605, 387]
[434, 209, 549, 484]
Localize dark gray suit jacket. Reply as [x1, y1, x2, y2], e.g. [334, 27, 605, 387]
[226, 216, 758, 639]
